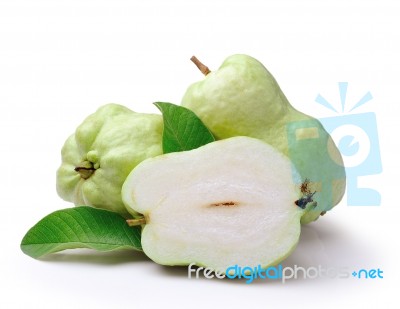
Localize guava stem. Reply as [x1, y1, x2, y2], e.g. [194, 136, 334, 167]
[190, 56, 211, 76]
[126, 217, 146, 227]
[74, 166, 96, 180]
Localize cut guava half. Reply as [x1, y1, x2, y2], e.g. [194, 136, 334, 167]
[122, 136, 307, 274]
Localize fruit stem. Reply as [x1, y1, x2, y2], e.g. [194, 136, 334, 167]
[190, 56, 211, 75]
[126, 217, 146, 227]
[74, 166, 96, 180]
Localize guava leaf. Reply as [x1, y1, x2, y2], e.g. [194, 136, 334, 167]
[20, 206, 142, 259]
[154, 102, 215, 154]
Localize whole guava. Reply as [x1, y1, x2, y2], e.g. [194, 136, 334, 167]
[56, 103, 163, 217]
[181, 55, 346, 224]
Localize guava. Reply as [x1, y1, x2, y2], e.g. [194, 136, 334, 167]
[181, 55, 346, 224]
[56, 103, 163, 217]
[122, 137, 309, 273]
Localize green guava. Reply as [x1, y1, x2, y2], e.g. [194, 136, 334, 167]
[122, 137, 306, 273]
[56, 103, 163, 217]
[181, 55, 346, 224]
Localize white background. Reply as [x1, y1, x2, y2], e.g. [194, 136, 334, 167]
[1, 0, 399, 308]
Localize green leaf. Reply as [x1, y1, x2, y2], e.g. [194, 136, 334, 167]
[154, 102, 215, 154]
[20, 206, 142, 259]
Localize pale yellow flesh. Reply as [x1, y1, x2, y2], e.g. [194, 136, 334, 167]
[122, 137, 305, 274]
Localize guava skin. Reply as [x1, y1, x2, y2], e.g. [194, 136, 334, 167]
[56, 103, 163, 218]
[181, 55, 346, 224]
